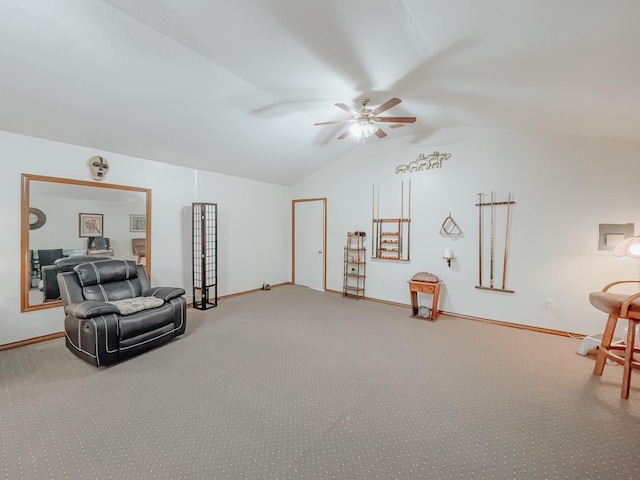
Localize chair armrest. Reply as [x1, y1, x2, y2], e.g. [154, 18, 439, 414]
[620, 292, 640, 317]
[64, 301, 120, 319]
[602, 280, 640, 292]
[41, 265, 61, 301]
[143, 287, 186, 302]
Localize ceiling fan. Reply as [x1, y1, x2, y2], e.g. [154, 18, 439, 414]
[314, 97, 416, 142]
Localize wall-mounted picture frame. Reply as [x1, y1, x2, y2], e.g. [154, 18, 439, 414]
[130, 214, 146, 232]
[79, 213, 103, 238]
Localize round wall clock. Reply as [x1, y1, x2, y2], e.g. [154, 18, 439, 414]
[29, 207, 46, 230]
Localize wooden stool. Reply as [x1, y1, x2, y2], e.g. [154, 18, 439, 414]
[408, 280, 441, 321]
[589, 280, 640, 399]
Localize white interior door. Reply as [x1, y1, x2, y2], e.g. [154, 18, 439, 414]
[294, 199, 325, 290]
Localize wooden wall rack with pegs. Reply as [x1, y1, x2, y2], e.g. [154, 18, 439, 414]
[371, 181, 412, 261]
[475, 192, 515, 293]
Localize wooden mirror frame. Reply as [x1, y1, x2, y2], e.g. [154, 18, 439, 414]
[20, 174, 152, 312]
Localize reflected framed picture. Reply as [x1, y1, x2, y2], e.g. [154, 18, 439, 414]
[130, 214, 146, 232]
[79, 213, 103, 238]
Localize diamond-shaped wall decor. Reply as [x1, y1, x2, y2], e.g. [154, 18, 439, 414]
[440, 213, 462, 236]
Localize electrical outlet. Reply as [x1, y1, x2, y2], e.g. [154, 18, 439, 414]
[545, 298, 555, 309]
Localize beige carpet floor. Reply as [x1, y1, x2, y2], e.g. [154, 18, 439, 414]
[1, 284, 639, 479]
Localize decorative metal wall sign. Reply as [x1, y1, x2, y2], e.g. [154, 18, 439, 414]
[475, 192, 515, 293]
[395, 151, 451, 174]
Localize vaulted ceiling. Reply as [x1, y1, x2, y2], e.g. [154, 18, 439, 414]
[1, 1, 638, 185]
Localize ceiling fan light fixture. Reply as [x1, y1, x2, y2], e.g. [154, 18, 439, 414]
[315, 97, 413, 142]
[350, 119, 378, 138]
[363, 120, 378, 137]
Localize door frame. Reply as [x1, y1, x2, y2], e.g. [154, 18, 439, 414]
[292, 198, 327, 290]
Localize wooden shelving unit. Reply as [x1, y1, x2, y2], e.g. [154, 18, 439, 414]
[379, 231, 399, 259]
[371, 181, 411, 261]
[373, 218, 410, 261]
[343, 233, 366, 299]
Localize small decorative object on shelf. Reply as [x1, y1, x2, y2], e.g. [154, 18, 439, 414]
[343, 232, 366, 299]
[411, 272, 440, 283]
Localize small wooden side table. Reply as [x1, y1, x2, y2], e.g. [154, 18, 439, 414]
[408, 280, 441, 321]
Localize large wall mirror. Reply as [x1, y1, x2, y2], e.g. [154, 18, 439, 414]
[21, 174, 151, 312]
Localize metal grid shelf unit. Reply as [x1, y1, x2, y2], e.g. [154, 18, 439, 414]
[343, 233, 366, 299]
[192, 202, 218, 310]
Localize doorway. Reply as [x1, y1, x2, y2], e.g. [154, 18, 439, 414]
[292, 198, 326, 290]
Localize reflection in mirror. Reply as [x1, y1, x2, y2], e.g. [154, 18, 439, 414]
[21, 174, 151, 312]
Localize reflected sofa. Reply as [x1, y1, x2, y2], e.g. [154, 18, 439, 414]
[58, 259, 186, 367]
[41, 255, 110, 302]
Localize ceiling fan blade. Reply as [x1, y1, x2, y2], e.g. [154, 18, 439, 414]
[371, 97, 402, 116]
[375, 128, 387, 139]
[314, 119, 352, 126]
[337, 130, 350, 140]
[335, 102, 360, 116]
[374, 116, 416, 123]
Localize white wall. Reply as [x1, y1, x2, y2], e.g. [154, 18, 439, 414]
[192, 170, 291, 295]
[4, 124, 640, 346]
[0, 131, 290, 345]
[291, 126, 640, 336]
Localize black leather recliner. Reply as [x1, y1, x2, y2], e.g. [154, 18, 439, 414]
[58, 259, 187, 367]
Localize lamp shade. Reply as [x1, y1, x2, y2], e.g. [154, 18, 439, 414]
[349, 122, 362, 136]
[350, 119, 378, 138]
[613, 236, 640, 259]
[443, 248, 454, 259]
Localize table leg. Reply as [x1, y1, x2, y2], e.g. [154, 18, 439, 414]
[411, 290, 418, 317]
[431, 286, 439, 320]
